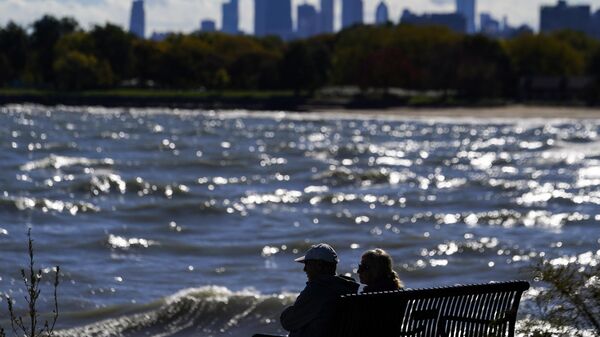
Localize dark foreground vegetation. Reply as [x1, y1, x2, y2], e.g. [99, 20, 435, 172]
[3, 16, 600, 107]
[522, 258, 600, 337]
[0, 230, 59, 337]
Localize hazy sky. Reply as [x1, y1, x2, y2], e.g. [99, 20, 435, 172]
[1, 0, 599, 35]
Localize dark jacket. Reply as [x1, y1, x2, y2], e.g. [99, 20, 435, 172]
[280, 274, 359, 337]
[362, 278, 402, 293]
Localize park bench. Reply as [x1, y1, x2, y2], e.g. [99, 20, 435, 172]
[255, 280, 530, 337]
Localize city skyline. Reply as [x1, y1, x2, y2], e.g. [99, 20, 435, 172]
[3, 0, 600, 35]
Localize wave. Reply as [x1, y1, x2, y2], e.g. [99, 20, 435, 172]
[119, 199, 227, 215]
[312, 167, 417, 187]
[0, 195, 99, 215]
[56, 286, 293, 337]
[20, 154, 115, 171]
[68, 173, 191, 198]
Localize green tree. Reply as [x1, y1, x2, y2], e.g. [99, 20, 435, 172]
[229, 49, 281, 89]
[552, 30, 599, 66]
[212, 68, 231, 91]
[304, 35, 335, 90]
[195, 33, 284, 90]
[158, 35, 224, 89]
[89, 24, 135, 82]
[505, 34, 585, 77]
[132, 39, 165, 87]
[332, 24, 460, 92]
[54, 32, 95, 56]
[0, 22, 29, 85]
[30, 15, 79, 86]
[53, 51, 113, 90]
[0, 53, 10, 86]
[280, 40, 326, 95]
[391, 25, 461, 91]
[454, 35, 514, 98]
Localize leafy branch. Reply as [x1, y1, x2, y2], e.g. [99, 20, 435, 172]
[522, 257, 600, 337]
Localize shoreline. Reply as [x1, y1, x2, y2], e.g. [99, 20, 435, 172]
[333, 106, 600, 119]
[2, 91, 600, 118]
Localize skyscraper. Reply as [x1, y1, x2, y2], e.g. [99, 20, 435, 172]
[480, 13, 500, 36]
[375, 1, 390, 25]
[342, 0, 363, 29]
[254, 0, 266, 36]
[129, 0, 145, 38]
[254, 0, 293, 39]
[201, 20, 217, 32]
[319, 0, 334, 34]
[456, 0, 476, 33]
[540, 0, 591, 34]
[297, 4, 319, 39]
[222, 0, 239, 34]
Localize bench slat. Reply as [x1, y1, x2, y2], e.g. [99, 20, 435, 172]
[330, 281, 529, 337]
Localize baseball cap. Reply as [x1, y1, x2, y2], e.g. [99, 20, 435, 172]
[294, 243, 339, 263]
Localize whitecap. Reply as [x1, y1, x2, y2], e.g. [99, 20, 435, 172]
[241, 189, 303, 205]
[20, 154, 114, 171]
[107, 234, 158, 249]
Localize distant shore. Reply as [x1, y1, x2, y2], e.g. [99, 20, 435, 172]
[2, 89, 600, 118]
[344, 106, 600, 119]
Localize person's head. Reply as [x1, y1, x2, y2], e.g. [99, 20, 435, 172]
[295, 243, 338, 281]
[358, 249, 403, 288]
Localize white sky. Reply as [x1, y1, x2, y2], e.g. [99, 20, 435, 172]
[1, 0, 600, 35]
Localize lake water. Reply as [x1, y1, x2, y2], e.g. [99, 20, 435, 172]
[0, 104, 598, 337]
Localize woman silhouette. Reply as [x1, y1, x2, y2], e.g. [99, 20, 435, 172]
[357, 249, 404, 293]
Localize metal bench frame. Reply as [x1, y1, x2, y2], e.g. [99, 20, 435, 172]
[255, 280, 530, 337]
[331, 281, 530, 337]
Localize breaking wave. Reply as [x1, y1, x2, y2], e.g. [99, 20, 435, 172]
[20, 154, 115, 171]
[0, 195, 99, 214]
[56, 286, 293, 337]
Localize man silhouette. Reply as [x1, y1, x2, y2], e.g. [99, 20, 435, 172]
[280, 243, 359, 337]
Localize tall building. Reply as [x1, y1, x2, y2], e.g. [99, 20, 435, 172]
[592, 10, 600, 39]
[254, 0, 293, 39]
[222, 0, 239, 34]
[201, 20, 216, 32]
[480, 13, 500, 36]
[401, 9, 467, 34]
[456, 0, 476, 33]
[129, 0, 145, 38]
[540, 0, 591, 34]
[254, 0, 266, 36]
[342, 0, 363, 29]
[319, 0, 335, 33]
[297, 4, 319, 39]
[375, 1, 390, 25]
[150, 32, 172, 42]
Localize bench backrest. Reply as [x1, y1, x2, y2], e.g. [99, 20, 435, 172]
[330, 281, 530, 337]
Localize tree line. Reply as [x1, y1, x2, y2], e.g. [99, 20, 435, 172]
[2, 15, 600, 99]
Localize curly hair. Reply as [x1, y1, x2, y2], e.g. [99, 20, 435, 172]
[362, 249, 404, 289]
